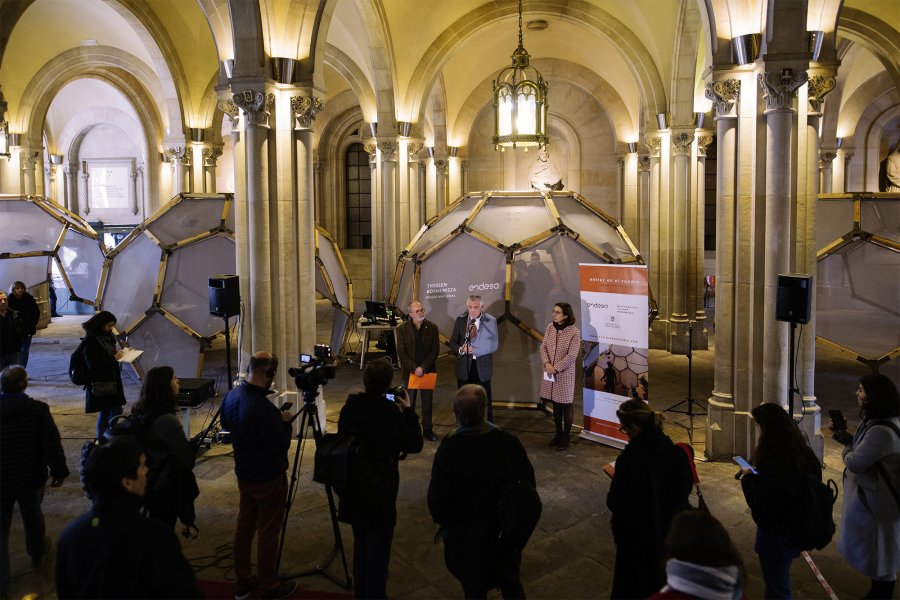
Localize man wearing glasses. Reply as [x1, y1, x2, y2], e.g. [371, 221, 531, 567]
[396, 301, 441, 441]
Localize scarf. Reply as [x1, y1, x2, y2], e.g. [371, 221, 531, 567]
[660, 558, 743, 600]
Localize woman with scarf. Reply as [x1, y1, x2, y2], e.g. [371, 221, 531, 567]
[539, 302, 580, 451]
[80, 311, 126, 437]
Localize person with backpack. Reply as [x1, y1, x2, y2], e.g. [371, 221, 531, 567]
[428, 384, 537, 599]
[337, 358, 423, 599]
[130, 366, 198, 531]
[607, 399, 694, 599]
[739, 402, 822, 600]
[832, 374, 900, 600]
[80, 311, 126, 437]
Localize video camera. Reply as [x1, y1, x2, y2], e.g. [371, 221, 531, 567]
[287, 344, 336, 399]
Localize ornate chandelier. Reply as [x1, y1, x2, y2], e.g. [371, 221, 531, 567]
[492, 0, 548, 151]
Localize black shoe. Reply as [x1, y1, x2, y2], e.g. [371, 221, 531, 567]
[31, 536, 51, 568]
[260, 579, 297, 599]
[557, 434, 570, 451]
[424, 429, 438, 442]
[548, 433, 561, 446]
[234, 575, 258, 600]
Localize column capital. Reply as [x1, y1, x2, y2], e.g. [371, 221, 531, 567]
[697, 135, 713, 156]
[758, 68, 808, 112]
[616, 155, 625, 168]
[218, 99, 240, 132]
[202, 146, 223, 167]
[434, 158, 449, 175]
[291, 95, 324, 130]
[313, 161, 321, 172]
[407, 141, 423, 162]
[460, 158, 470, 170]
[807, 74, 836, 113]
[377, 140, 398, 162]
[672, 132, 695, 156]
[704, 79, 740, 118]
[164, 146, 186, 162]
[638, 156, 652, 172]
[233, 90, 274, 128]
[644, 135, 663, 158]
[819, 151, 837, 166]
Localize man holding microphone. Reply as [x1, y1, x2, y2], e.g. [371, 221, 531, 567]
[449, 295, 499, 422]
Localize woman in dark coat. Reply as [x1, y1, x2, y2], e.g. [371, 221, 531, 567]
[607, 399, 694, 599]
[130, 366, 198, 530]
[81, 311, 126, 437]
[740, 403, 821, 600]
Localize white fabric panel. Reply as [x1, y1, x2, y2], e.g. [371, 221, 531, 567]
[816, 199, 854, 250]
[330, 310, 350, 356]
[394, 259, 415, 315]
[860, 200, 899, 243]
[490, 319, 544, 404]
[160, 235, 236, 337]
[468, 196, 552, 246]
[0, 256, 51, 289]
[147, 197, 229, 246]
[317, 234, 350, 309]
[408, 194, 481, 255]
[59, 229, 105, 304]
[552, 196, 631, 259]
[0, 201, 64, 253]
[817, 240, 900, 358]
[103, 233, 161, 331]
[127, 312, 203, 378]
[314, 263, 334, 304]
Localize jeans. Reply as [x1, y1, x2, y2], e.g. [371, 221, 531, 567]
[233, 474, 287, 593]
[1, 486, 46, 593]
[756, 529, 799, 600]
[96, 405, 123, 438]
[351, 523, 394, 600]
[16, 335, 32, 368]
[409, 389, 433, 430]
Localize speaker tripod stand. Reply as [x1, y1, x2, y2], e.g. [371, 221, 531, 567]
[662, 323, 707, 445]
[276, 387, 351, 590]
[193, 313, 234, 449]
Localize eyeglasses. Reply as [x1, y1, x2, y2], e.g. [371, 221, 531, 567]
[412, 309, 425, 314]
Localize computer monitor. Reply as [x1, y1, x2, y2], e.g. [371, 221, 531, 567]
[364, 300, 390, 321]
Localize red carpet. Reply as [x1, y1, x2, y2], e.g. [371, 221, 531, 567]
[197, 579, 353, 599]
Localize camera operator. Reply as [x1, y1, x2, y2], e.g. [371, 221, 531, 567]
[337, 358, 423, 599]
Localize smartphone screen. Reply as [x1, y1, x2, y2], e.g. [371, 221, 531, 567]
[279, 401, 294, 412]
[385, 393, 396, 402]
[733, 456, 757, 474]
[828, 409, 847, 430]
[300, 354, 312, 364]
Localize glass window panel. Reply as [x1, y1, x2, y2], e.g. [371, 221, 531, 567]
[860, 200, 900, 243]
[817, 198, 854, 251]
[0, 256, 51, 289]
[59, 229, 105, 304]
[348, 208, 358, 222]
[127, 312, 203, 378]
[348, 166, 358, 179]
[103, 233, 162, 331]
[148, 197, 227, 246]
[160, 235, 236, 338]
[468, 196, 552, 246]
[360, 179, 371, 193]
[348, 223, 359, 236]
[360, 222, 371, 235]
[552, 195, 632, 259]
[0, 200, 64, 253]
[408, 194, 482, 254]
[348, 181, 359, 194]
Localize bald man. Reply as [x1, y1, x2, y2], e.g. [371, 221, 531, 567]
[396, 301, 441, 440]
[221, 351, 296, 599]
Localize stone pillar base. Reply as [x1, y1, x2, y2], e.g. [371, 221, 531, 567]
[799, 395, 824, 462]
[692, 312, 709, 350]
[705, 393, 756, 461]
[668, 318, 692, 355]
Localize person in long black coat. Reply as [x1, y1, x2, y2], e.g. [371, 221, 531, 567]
[607, 399, 694, 599]
[80, 311, 126, 437]
[337, 358, 423, 600]
[8, 282, 40, 368]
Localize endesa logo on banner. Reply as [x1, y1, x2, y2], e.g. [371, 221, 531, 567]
[468, 282, 500, 291]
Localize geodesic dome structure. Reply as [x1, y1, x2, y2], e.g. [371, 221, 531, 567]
[0, 195, 105, 306]
[102, 193, 236, 378]
[315, 225, 354, 354]
[817, 193, 899, 378]
[390, 190, 647, 404]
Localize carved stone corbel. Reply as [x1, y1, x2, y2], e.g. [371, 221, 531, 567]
[704, 79, 740, 118]
[758, 68, 808, 112]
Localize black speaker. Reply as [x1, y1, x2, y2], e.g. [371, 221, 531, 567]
[209, 275, 240, 318]
[775, 274, 812, 324]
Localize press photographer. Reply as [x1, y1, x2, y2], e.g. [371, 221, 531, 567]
[337, 358, 423, 599]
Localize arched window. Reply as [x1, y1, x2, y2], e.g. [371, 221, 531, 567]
[345, 142, 371, 249]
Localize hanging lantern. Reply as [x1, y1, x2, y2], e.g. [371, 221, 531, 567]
[492, 0, 548, 152]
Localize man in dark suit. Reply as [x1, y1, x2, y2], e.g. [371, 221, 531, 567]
[396, 300, 441, 441]
[449, 295, 499, 422]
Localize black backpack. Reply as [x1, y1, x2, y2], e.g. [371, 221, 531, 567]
[79, 414, 144, 500]
[788, 472, 839, 551]
[69, 339, 90, 386]
[313, 431, 378, 495]
[495, 436, 542, 552]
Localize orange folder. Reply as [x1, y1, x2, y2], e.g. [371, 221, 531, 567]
[408, 372, 437, 390]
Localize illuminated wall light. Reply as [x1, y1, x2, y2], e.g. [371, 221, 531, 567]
[732, 33, 761, 65]
[626, 142, 637, 154]
[49, 154, 64, 165]
[190, 128, 204, 143]
[694, 112, 705, 129]
[448, 147, 459, 157]
[427, 147, 435, 158]
[398, 121, 412, 137]
[272, 57, 295, 84]
[656, 113, 669, 130]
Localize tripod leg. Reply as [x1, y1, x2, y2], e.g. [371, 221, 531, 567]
[277, 406, 310, 572]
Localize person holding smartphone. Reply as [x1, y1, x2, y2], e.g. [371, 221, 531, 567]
[739, 403, 821, 599]
[832, 374, 900, 600]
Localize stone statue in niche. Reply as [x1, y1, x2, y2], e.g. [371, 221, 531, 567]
[880, 142, 900, 192]
[528, 149, 564, 191]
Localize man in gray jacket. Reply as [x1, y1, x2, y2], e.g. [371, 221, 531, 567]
[449, 295, 499, 422]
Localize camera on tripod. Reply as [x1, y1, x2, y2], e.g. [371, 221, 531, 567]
[288, 344, 336, 398]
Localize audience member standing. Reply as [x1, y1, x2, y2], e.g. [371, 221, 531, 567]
[833, 374, 900, 600]
[739, 403, 821, 600]
[130, 366, 198, 530]
[428, 384, 536, 599]
[338, 358, 423, 599]
[8, 282, 40, 368]
[449, 295, 499, 421]
[56, 438, 201, 598]
[0, 291, 20, 369]
[607, 399, 694, 599]
[80, 311, 126, 437]
[220, 351, 296, 600]
[539, 302, 580, 451]
[396, 300, 441, 441]
[0, 366, 69, 597]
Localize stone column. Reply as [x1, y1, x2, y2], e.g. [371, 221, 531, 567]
[704, 77, 740, 459]
[615, 155, 625, 223]
[621, 153, 639, 246]
[645, 136, 663, 348]
[202, 146, 222, 193]
[407, 142, 422, 239]
[293, 95, 324, 354]
[63, 165, 77, 212]
[312, 161, 321, 221]
[460, 158, 470, 196]
[366, 143, 381, 297]
[842, 151, 855, 192]
[758, 68, 808, 413]
[669, 132, 694, 354]
[378, 139, 399, 297]
[693, 135, 713, 347]
[164, 146, 187, 196]
[819, 152, 836, 193]
[233, 90, 275, 354]
[81, 168, 91, 215]
[434, 158, 449, 214]
[20, 149, 40, 195]
[418, 162, 427, 223]
[130, 166, 139, 215]
[637, 156, 651, 260]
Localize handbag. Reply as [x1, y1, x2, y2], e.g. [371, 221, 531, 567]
[91, 381, 118, 397]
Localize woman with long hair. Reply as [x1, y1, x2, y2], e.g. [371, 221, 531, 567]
[80, 311, 126, 437]
[131, 366, 197, 529]
[833, 374, 900, 599]
[740, 403, 821, 599]
[607, 399, 694, 599]
[539, 302, 580, 451]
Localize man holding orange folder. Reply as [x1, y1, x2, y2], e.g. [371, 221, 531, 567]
[396, 301, 440, 441]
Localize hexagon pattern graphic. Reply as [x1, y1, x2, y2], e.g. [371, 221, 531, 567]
[817, 194, 899, 375]
[390, 190, 646, 404]
[0, 195, 106, 305]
